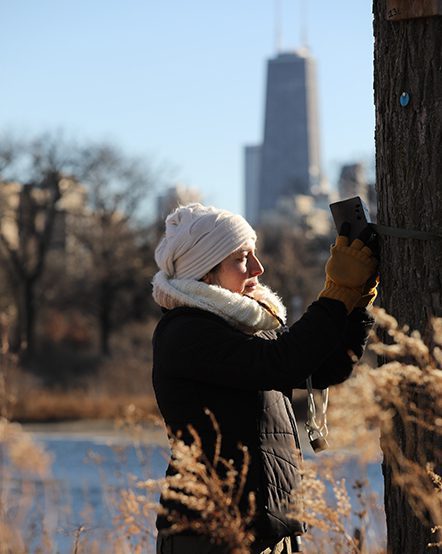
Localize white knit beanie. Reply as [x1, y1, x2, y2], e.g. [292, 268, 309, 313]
[154, 203, 257, 280]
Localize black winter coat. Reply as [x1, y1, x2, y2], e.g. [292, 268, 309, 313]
[152, 297, 374, 541]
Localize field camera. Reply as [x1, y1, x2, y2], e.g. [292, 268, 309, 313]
[329, 196, 372, 243]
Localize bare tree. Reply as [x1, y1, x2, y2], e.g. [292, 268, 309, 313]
[73, 143, 154, 355]
[0, 134, 155, 359]
[373, 2, 442, 552]
[0, 133, 75, 356]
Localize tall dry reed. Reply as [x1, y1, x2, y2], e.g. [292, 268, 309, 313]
[116, 408, 256, 554]
[119, 308, 441, 553]
[1, 307, 441, 553]
[326, 307, 442, 550]
[0, 315, 55, 553]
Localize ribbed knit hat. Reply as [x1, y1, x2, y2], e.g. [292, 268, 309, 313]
[154, 203, 257, 280]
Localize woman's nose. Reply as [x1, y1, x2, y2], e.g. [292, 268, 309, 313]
[250, 255, 264, 276]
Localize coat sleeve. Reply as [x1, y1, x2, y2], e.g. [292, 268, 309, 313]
[303, 307, 375, 389]
[154, 298, 350, 391]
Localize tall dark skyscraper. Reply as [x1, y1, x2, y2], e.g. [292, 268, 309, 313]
[245, 48, 323, 223]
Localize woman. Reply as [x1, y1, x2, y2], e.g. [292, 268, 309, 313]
[152, 203, 378, 554]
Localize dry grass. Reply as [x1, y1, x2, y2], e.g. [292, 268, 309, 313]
[327, 308, 442, 549]
[0, 312, 160, 423]
[10, 389, 159, 422]
[116, 409, 256, 554]
[0, 416, 54, 553]
[288, 456, 385, 554]
[120, 308, 441, 553]
[1, 308, 441, 553]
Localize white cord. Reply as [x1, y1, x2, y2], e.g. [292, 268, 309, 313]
[305, 376, 329, 441]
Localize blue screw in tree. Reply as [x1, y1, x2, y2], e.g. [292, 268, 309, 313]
[400, 92, 410, 107]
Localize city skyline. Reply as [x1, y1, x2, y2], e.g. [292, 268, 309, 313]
[246, 48, 323, 223]
[1, 1, 375, 218]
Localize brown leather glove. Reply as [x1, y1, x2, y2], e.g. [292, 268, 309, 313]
[319, 232, 378, 313]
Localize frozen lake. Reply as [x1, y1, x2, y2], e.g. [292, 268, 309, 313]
[3, 423, 386, 553]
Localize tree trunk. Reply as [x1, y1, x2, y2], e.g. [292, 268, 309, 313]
[99, 282, 112, 356]
[24, 278, 36, 357]
[13, 278, 36, 358]
[373, 2, 442, 552]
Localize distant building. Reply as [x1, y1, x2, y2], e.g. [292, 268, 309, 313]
[337, 163, 368, 202]
[156, 185, 203, 220]
[245, 48, 323, 223]
[244, 145, 261, 224]
[0, 178, 96, 282]
[0, 178, 86, 253]
[0, 182, 22, 249]
[336, 162, 378, 223]
[261, 194, 332, 238]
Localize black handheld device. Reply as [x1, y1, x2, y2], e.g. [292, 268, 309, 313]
[329, 196, 372, 243]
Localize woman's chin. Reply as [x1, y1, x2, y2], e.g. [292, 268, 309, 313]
[243, 285, 257, 296]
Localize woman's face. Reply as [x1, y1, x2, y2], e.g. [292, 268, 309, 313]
[203, 239, 264, 295]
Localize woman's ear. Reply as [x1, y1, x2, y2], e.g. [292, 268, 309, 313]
[201, 264, 221, 285]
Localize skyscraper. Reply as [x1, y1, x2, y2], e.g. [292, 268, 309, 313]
[244, 145, 261, 224]
[245, 48, 323, 222]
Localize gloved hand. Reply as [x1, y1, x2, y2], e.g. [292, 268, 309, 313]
[319, 224, 378, 313]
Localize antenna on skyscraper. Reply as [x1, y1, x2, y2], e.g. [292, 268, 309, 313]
[299, 0, 308, 49]
[274, 0, 282, 53]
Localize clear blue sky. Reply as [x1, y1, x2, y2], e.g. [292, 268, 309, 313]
[1, 1, 375, 217]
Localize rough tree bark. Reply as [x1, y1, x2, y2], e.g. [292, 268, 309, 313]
[373, 2, 442, 552]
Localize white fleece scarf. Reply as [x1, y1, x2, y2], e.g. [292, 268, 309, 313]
[152, 270, 287, 335]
